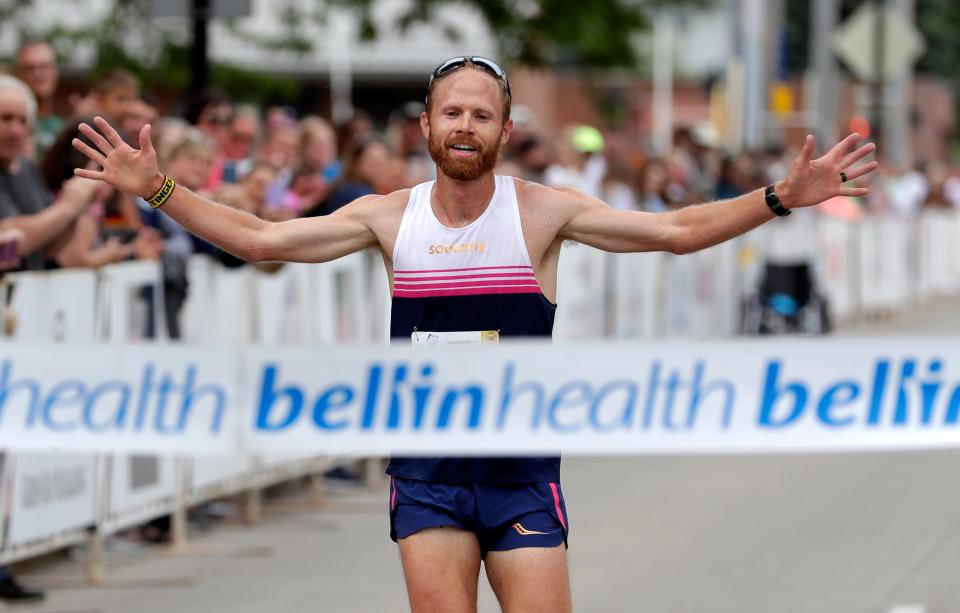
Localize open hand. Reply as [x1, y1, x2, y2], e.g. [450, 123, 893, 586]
[72, 116, 164, 200]
[778, 133, 879, 209]
[59, 175, 103, 212]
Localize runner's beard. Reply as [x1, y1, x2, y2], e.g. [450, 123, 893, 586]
[429, 132, 499, 182]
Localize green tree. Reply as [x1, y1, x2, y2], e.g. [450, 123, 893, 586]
[915, 0, 960, 87]
[323, 0, 710, 68]
[2, 0, 710, 106]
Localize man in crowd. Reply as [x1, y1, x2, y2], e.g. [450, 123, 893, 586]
[122, 91, 160, 140]
[0, 75, 98, 271]
[13, 40, 62, 157]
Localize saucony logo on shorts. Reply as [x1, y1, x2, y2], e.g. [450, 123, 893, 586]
[512, 523, 547, 535]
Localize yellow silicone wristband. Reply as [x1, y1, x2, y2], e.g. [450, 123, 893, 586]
[147, 176, 176, 209]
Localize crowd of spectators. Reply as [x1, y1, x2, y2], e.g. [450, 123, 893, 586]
[3, 40, 960, 331]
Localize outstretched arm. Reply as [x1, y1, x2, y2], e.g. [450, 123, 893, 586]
[0, 177, 98, 256]
[72, 117, 378, 263]
[560, 133, 878, 254]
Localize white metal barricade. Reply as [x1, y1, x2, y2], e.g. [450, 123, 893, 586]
[312, 251, 369, 343]
[919, 210, 960, 298]
[95, 260, 165, 342]
[1, 270, 100, 565]
[6, 269, 98, 342]
[554, 242, 608, 339]
[182, 256, 257, 343]
[612, 251, 664, 338]
[0, 453, 97, 565]
[682, 240, 740, 337]
[95, 262, 178, 539]
[100, 454, 178, 534]
[876, 216, 911, 311]
[814, 217, 858, 321]
[857, 217, 886, 315]
[367, 250, 392, 343]
[254, 263, 313, 344]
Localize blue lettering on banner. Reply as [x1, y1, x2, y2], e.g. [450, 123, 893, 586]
[83, 382, 130, 432]
[756, 357, 960, 429]
[252, 359, 738, 435]
[589, 380, 638, 432]
[5, 349, 960, 449]
[0, 360, 225, 436]
[547, 381, 591, 433]
[758, 361, 808, 428]
[249, 356, 960, 436]
[255, 364, 304, 431]
[313, 386, 354, 430]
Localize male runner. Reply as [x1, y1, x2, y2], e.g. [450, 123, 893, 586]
[73, 56, 877, 612]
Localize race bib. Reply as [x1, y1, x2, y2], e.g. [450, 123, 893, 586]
[411, 330, 500, 346]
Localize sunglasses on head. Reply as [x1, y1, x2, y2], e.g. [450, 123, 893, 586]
[427, 56, 511, 98]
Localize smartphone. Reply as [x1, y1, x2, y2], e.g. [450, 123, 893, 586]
[0, 240, 19, 271]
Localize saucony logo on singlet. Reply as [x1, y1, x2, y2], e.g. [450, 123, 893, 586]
[427, 242, 486, 255]
[512, 523, 547, 536]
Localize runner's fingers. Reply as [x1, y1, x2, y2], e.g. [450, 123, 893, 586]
[139, 124, 155, 155]
[71, 139, 106, 167]
[93, 116, 127, 149]
[78, 122, 114, 154]
[840, 142, 876, 169]
[842, 161, 879, 182]
[73, 168, 104, 181]
[799, 134, 815, 163]
[838, 186, 869, 197]
[826, 133, 861, 161]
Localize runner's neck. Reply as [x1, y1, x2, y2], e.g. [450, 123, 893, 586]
[431, 171, 496, 228]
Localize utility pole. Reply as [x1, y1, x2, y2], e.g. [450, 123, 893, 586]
[809, 0, 838, 145]
[189, 0, 211, 93]
[742, 0, 767, 150]
[651, 9, 675, 154]
[885, 0, 915, 168]
[871, 0, 885, 154]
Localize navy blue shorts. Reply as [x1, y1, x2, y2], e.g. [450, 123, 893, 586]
[389, 477, 569, 555]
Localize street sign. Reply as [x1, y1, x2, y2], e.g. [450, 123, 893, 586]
[831, 2, 925, 82]
[151, 0, 252, 18]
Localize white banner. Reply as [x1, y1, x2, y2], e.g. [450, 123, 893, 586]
[2, 339, 960, 456]
[0, 344, 239, 455]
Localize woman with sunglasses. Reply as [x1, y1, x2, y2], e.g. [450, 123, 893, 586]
[72, 55, 878, 612]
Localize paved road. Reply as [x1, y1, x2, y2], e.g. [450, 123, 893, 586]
[13, 301, 960, 613]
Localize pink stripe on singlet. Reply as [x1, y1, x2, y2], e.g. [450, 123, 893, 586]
[394, 278, 538, 290]
[392, 285, 541, 298]
[393, 265, 533, 274]
[393, 272, 536, 283]
[390, 477, 397, 510]
[549, 482, 566, 530]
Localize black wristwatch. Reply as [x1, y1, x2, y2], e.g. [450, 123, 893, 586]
[764, 184, 792, 217]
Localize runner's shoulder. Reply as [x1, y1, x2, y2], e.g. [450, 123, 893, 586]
[333, 188, 411, 222]
[513, 177, 596, 214]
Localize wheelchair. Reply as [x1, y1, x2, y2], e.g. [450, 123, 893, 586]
[740, 262, 832, 335]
